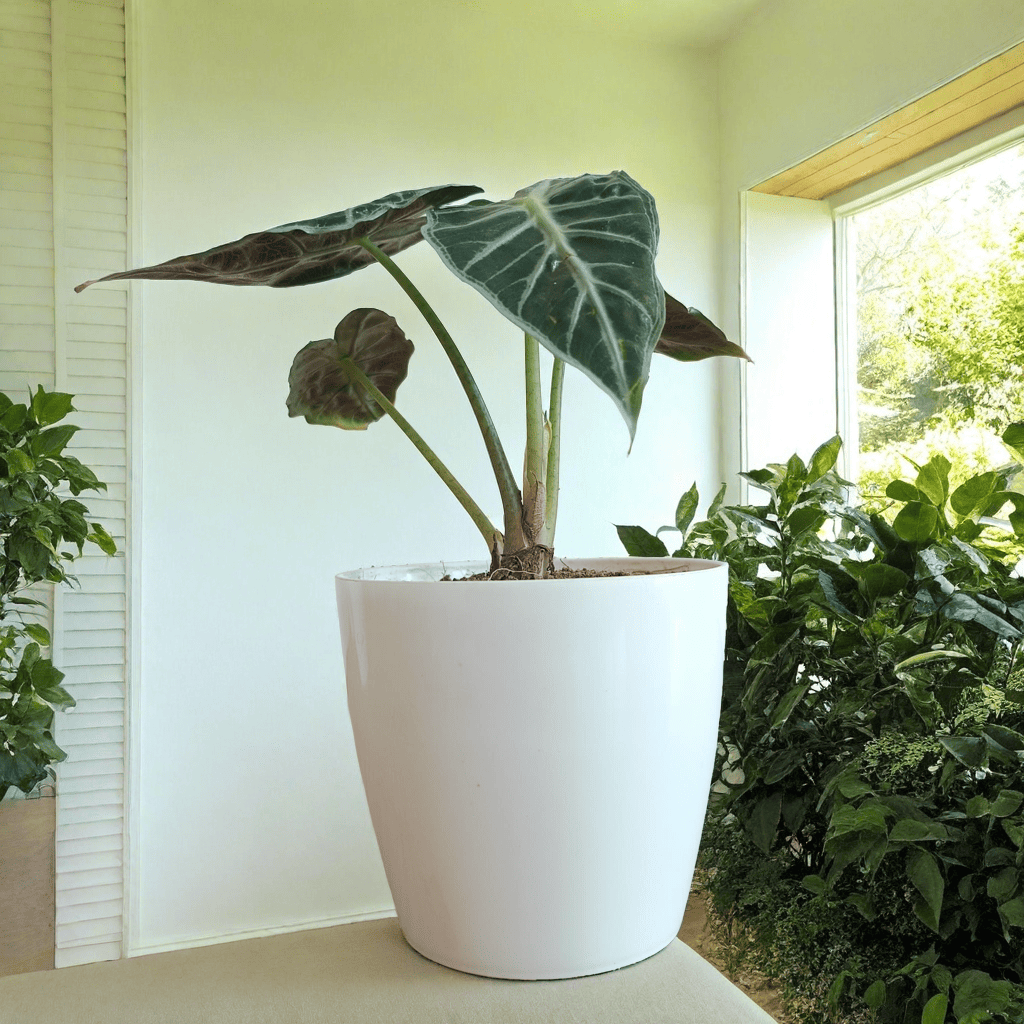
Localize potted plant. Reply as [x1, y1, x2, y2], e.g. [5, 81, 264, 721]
[78, 171, 748, 979]
[1, 386, 116, 974]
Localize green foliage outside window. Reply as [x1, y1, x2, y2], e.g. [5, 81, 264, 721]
[854, 143, 1024, 500]
[620, 432, 1024, 1024]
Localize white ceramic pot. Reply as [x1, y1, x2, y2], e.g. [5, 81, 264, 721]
[336, 556, 727, 980]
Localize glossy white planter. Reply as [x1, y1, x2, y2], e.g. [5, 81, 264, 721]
[336, 556, 727, 980]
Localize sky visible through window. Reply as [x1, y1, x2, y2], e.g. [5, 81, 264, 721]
[851, 140, 1024, 498]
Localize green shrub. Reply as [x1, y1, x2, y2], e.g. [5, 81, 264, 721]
[620, 431, 1024, 1024]
[1, 387, 115, 800]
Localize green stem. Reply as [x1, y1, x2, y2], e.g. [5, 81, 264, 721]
[540, 358, 565, 547]
[523, 334, 547, 544]
[340, 357, 501, 551]
[357, 236, 523, 546]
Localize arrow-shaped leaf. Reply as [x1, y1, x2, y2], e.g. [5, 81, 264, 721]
[287, 309, 413, 429]
[657, 293, 751, 363]
[76, 184, 483, 292]
[423, 171, 664, 437]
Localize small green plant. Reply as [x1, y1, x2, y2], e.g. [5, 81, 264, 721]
[77, 173, 747, 576]
[620, 430, 1024, 1024]
[1, 387, 116, 800]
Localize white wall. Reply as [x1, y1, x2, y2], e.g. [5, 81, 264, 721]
[131, 0, 722, 952]
[716, 0, 1024, 486]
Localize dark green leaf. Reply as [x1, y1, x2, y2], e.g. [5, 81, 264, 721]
[938, 736, 986, 768]
[806, 435, 842, 484]
[999, 896, 1024, 929]
[802, 874, 825, 895]
[915, 455, 951, 507]
[424, 172, 663, 437]
[863, 979, 886, 1010]
[990, 790, 1023, 818]
[857, 563, 909, 602]
[786, 505, 826, 537]
[747, 790, 782, 853]
[30, 424, 78, 456]
[889, 818, 947, 842]
[764, 747, 804, 784]
[1002, 422, 1024, 461]
[886, 480, 924, 503]
[893, 502, 939, 543]
[88, 523, 117, 556]
[907, 849, 944, 932]
[286, 309, 414, 429]
[30, 387, 73, 426]
[614, 525, 669, 558]
[950, 471, 1001, 518]
[4, 447, 33, 475]
[953, 970, 1012, 1022]
[771, 680, 811, 727]
[23, 623, 51, 647]
[674, 483, 699, 537]
[76, 185, 483, 292]
[921, 992, 948, 1024]
[655, 295, 750, 363]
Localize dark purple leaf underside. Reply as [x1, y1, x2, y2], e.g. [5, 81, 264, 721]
[75, 184, 483, 292]
[656, 291, 751, 363]
[286, 308, 413, 430]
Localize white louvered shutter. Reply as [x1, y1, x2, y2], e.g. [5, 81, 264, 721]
[1, 0, 130, 968]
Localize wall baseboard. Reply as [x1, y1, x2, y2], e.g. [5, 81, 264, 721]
[127, 907, 397, 959]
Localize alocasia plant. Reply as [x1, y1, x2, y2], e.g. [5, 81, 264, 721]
[78, 171, 748, 575]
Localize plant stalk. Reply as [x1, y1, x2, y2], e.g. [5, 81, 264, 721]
[539, 358, 565, 548]
[339, 356, 502, 553]
[523, 334, 547, 546]
[357, 236, 524, 547]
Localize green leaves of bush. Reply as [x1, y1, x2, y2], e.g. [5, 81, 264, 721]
[623, 427, 1024, 1023]
[1, 387, 116, 800]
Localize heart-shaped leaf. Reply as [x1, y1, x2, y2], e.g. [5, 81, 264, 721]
[287, 309, 413, 429]
[656, 293, 751, 362]
[423, 171, 664, 437]
[75, 184, 483, 292]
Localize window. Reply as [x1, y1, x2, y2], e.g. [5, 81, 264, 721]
[837, 140, 1024, 495]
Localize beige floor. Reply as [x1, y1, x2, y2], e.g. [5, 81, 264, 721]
[0, 798, 55, 977]
[0, 916, 777, 1024]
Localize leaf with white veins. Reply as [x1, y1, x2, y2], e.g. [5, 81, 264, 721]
[423, 172, 664, 437]
[75, 185, 483, 292]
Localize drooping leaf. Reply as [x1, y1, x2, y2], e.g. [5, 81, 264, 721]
[614, 525, 669, 558]
[656, 294, 750, 363]
[75, 184, 483, 292]
[286, 309, 413, 429]
[423, 172, 664, 437]
[747, 790, 783, 853]
[907, 849, 944, 932]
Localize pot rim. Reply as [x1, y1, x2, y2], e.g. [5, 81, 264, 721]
[336, 555, 725, 584]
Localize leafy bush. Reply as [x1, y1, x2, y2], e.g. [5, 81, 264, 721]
[619, 431, 1024, 1024]
[1, 387, 115, 800]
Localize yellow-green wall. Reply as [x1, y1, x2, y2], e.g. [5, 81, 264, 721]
[132, 0, 721, 951]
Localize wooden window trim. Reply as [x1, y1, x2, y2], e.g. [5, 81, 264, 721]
[753, 41, 1024, 199]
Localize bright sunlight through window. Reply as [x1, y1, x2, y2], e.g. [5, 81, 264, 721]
[848, 140, 1024, 500]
